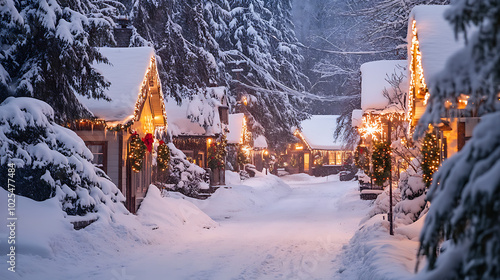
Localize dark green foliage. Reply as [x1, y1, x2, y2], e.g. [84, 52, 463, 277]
[129, 133, 147, 172]
[165, 143, 208, 197]
[0, 97, 125, 216]
[371, 141, 391, 187]
[207, 134, 227, 170]
[0, 0, 121, 122]
[421, 132, 439, 187]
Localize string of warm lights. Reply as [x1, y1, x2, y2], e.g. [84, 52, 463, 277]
[129, 132, 147, 172]
[293, 129, 312, 150]
[157, 140, 170, 171]
[359, 114, 384, 140]
[358, 112, 404, 141]
[421, 132, 440, 187]
[407, 20, 428, 125]
[371, 141, 391, 187]
[239, 116, 253, 161]
[69, 55, 168, 133]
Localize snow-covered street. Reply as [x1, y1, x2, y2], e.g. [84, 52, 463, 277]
[2, 174, 370, 280]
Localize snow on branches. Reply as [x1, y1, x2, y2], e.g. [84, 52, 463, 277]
[417, 111, 500, 279]
[0, 97, 127, 218]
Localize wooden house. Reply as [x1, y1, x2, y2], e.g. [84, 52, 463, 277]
[286, 115, 351, 176]
[165, 87, 229, 185]
[356, 60, 408, 144]
[222, 112, 270, 173]
[407, 5, 480, 160]
[73, 47, 167, 213]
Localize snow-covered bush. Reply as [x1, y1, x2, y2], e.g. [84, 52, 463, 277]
[0, 97, 126, 217]
[364, 186, 401, 222]
[164, 143, 209, 197]
[394, 166, 426, 225]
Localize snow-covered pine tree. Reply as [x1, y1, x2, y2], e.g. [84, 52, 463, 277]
[132, 0, 221, 102]
[265, 0, 309, 91]
[416, 1, 500, 278]
[0, 0, 121, 122]
[164, 143, 210, 197]
[0, 97, 127, 218]
[226, 0, 309, 150]
[393, 163, 426, 225]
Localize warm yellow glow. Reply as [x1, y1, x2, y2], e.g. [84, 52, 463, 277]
[295, 144, 304, 150]
[143, 115, 154, 134]
[242, 95, 248, 106]
[241, 116, 252, 145]
[242, 145, 252, 157]
[359, 114, 384, 140]
[293, 129, 312, 150]
[264, 150, 269, 155]
[458, 94, 469, 109]
[423, 92, 430, 105]
[207, 138, 212, 145]
[407, 19, 428, 124]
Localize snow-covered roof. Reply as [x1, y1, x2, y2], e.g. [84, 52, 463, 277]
[227, 113, 245, 144]
[360, 60, 408, 113]
[165, 96, 223, 137]
[352, 109, 363, 128]
[77, 47, 155, 122]
[408, 5, 469, 87]
[299, 115, 344, 150]
[253, 135, 268, 149]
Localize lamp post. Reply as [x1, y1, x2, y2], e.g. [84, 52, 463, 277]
[387, 118, 394, 236]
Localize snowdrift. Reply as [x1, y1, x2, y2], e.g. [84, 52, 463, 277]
[337, 214, 422, 279]
[137, 185, 218, 230]
[0, 184, 217, 262]
[193, 171, 292, 219]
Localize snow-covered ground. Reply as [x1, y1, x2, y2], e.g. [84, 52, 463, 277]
[1, 172, 387, 280]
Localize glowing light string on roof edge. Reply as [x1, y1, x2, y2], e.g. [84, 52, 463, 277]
[71, 54, 168, 133]
[407, 20, 428, 124]
[293, 129, 312, 150]
[133, 55, 168, 128]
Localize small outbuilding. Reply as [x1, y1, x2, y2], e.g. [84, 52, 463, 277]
[286, 115, 351, 176]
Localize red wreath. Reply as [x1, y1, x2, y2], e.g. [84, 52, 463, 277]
[142, 133, 154, 153]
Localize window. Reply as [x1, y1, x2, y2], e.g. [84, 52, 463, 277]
[328, 151, 335, 165]
[304, 153, 310, 172]
[86, 142, 107, 173]
[337, 152, 342, 165]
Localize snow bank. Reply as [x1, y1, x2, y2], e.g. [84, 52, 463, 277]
[0, 188, 71, 258]
[194, 172, 292, 219]
[337, 214, 422, 279]
[137, 185, 218, 230]
[0, 184, 218, 264]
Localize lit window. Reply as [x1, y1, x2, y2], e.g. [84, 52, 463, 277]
[328, 151, 335, 165]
